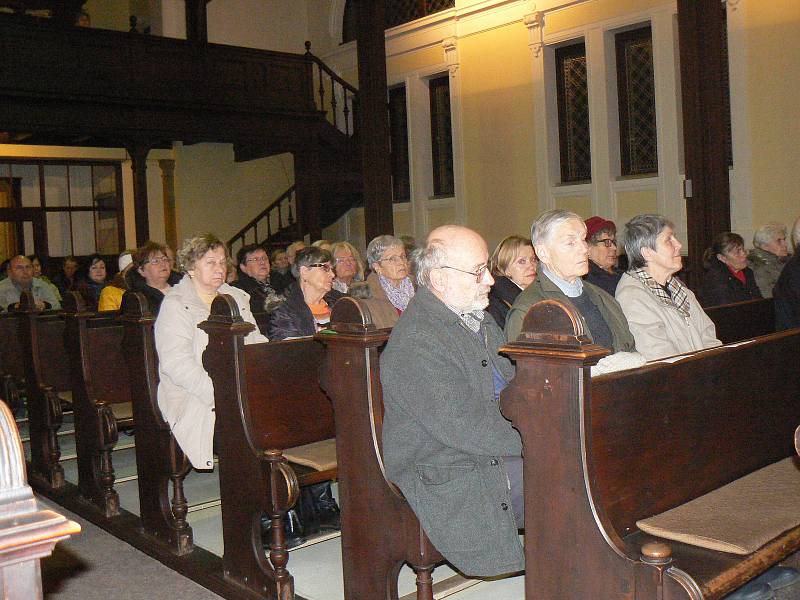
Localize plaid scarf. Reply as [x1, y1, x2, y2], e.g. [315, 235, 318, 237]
[629, 268, 691, 322]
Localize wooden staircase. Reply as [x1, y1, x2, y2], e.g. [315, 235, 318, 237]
[229, 43, 364, 252]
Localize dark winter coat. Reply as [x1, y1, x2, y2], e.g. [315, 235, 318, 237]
[266, 281, 344, 340]
[697, 258, 762, 308]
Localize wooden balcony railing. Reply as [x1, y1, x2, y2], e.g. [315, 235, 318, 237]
[227, 185, 298, 255]
[305, 41, 359, 138]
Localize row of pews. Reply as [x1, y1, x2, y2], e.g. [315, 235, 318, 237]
[0, 290, 795, 600]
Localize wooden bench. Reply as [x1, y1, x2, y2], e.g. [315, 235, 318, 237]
[316, 297, 475, 600]
[0, 311, 26, 414]
[499, 298, 800, 599]
[200, 294, 343, 600]
[17, 291, 70, 489]
[120, 291, 194, 555]
[62, 292, 134, 518]
[705, 296, 775, 344]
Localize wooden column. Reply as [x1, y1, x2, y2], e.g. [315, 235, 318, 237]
[295, 146, 321, 242]
[158, 160, 178, 250]
[128, 144, 151, 247]
[678, 0, 730, 288]
[185, 0, 210, 44]
[354, 0, 394, 240]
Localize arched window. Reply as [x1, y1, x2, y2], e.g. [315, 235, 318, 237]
[342, 0, 455, 44]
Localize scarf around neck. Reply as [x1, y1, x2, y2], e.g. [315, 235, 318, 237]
[629, 267, 691, 322]
[379, 274, 415, 311]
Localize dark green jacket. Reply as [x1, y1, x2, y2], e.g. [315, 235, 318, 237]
[380, 287, 524, 576]
[505, 271, 636, 351]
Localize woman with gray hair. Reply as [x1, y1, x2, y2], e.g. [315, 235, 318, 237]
[506, 209, 636, 358]
[616, 214, 720, 361]
[748, 222, 790, 298]
[364, 234, 415, 326]
[155, 233, 266, 471]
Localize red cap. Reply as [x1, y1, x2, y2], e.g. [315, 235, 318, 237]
[584, 216, 616, 240]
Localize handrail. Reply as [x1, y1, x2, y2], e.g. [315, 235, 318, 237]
[305, 41, 360, 137]
[227, 185, 297, 252]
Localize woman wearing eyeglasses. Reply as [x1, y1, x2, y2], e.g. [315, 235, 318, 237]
[363, 235, 415, 327]
[486, 235, 537, 329]
[583, 216, 622, 296]
[330, 241, 366, 293]
[124, 241, 183, 314]
[267, 246, 345, 341]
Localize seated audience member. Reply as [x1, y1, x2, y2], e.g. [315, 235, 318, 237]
[0, 259, 8, 281]
[267, 246, 345, 341]
[286, 240, 307, 266]
[98, 250, 135, 311]
[331, 241, 365, 293]
[28, 253, 62, 302]
[311, 239, 333, 252]
[583, 216, 622, 296]
[774, 217, 800, 330]
[399, 234, 417, 257]
[364, 235, 415, 326]
[75, 254, 108, 310]
[748, 222, 790, 298]
[381, 225, 523, 577]
[0, 255, 61, 311]
[486, 235, 537, 328]
[155, 234, 266, 472]
[232, 244, 283, 316]
[698, 232, 761, 307]
[52, 255, 79, 297]
[506, 209, 636, 355]
[616, 214, 720, 360]
[124, 242, 181, 314]
[269, 248, 294, 295]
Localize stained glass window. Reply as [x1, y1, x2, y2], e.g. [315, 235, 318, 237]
[555, 42, 592, 183]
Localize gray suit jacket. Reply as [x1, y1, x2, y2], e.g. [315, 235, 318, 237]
[380, 286, 524, 576]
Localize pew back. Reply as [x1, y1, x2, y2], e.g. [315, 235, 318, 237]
[0, 312, 25, 380]
[704, 297, 775, 343]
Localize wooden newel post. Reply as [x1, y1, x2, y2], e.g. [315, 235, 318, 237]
[500, 299, 640, 599]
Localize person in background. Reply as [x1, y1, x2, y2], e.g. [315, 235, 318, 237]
[748, 223, 790, 298]
[267, 247, 344, 341]
[311, 239, 333, 252]
[364, 235, 415, 326]
[583, 216, 622, 296]
[331, 241, 365, 293]
[698, 232, 761, 307]
[616, 214, 720, 361]
[0, 255, 61, 311]
[486, 235, 537, 329]
[232, 244, 283, 316]
[75, 254, 108, 310]
[399, 235, 417, 258]
[28, 253, 62, 302]
[285, 240, 306, 267]
[98, 250, 135, 311]
[52, 255, 79, 297]
[124, 242, 181, 314]
[774, 217, 800, 330]
[269, 248, 294, 295]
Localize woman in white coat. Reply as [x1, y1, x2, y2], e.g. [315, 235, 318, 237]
[616, 214, 720, 361]
[155, 234, 266, 470]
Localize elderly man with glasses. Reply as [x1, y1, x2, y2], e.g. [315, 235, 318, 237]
[232, 244, 284, 322]
[380, 224, 524, 577]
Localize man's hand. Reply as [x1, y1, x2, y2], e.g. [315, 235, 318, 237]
[34, 300, 46, 311]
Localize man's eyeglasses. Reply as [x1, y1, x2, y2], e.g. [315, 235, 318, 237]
[441, 264, 489, 283]
[308, 263, 333, 273]
[380, 255, 407, 265]
[246, 256, 269, 264]
[146, 256, 170, 265]
[593, 239, 617, 248]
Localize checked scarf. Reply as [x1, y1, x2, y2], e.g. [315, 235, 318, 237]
[629, 268, 691, 323]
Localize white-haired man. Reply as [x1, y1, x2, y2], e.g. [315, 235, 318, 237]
[774, 216, 800, 330]
[380, 225, 524, 578]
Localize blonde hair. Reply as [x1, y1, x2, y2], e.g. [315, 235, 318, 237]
[330, 241, 366, 281]
[489, 235, 534, 277]
[177, 233, 227, 272]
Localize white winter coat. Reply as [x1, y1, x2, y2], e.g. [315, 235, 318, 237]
[155, 275, 267, 468]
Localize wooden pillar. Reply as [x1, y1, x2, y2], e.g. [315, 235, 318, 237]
[128, 144, 151, 247]
[354, 0, 394, 240]
[678, 0, 730, 288]
[185, 0, 210, 44]
[158, 160, 178, 250]
[295, 146, 322, 242]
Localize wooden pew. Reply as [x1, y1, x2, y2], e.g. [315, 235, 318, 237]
[705, 296, 775, 343]
[201, 294, 343, 600]
[62, 292, 133, 518]
[17, 291, 70, 489]
[316, 297, 470, 600]
[120, 291, 194, 555]
[499, 298, 800, 599]
[0, 311, 26, 414]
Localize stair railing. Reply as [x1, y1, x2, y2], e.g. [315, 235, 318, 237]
[305, 41, 359, 138]
[227, 185, 298, 254]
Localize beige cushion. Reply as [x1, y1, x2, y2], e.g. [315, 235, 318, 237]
[283, 438, 337, 472]
[637, 457, 800, 554]
[111, 402, 133, 422]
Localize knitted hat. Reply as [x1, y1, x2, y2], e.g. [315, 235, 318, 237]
[584, 216, 616, 241]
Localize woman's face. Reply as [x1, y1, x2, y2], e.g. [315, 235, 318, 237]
[301, 261, 335, 297]
[763, 234, 789, 258]
[718, 244, 748, 272]
[334, 249, 358, 282]
[189, 247, 227, 295]
[31, 258, 42, 277]
[138, 252, 171, 288]
[272, 251, 289, 270]
[643, 227, 683, 280]
[372, 245, 408, 285]
[89, 260, 106, 284]
[505, 245, 537, 289]
[587, 231, 618, 272]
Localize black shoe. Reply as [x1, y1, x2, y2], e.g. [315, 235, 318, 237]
[311, 482, 341, 531]
[261, 510, 306, 550]
[298, 487, 321, 536]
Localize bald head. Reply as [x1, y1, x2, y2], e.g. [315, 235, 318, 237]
[8, 255, 33, 288]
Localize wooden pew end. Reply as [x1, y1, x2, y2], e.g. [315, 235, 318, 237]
[640, 541, 673, 566]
